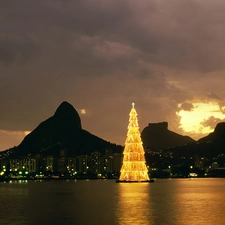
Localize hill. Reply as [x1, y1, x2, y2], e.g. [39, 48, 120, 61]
[164, 122, 225, 158]
[198, 122, 225, 143]
[3, 103, 225, 160]
[5, 101, 123, 158]
[141, 122, 196, 150]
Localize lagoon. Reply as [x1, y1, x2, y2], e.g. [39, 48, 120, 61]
[0, 178, 225, 225]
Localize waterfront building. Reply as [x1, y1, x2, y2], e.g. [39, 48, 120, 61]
[67, 157, 77, 173]
[91, 151, 102, 174]
[57, 149, 68, 173]
[45, 156, 56, 172]
[21, 157, 37, 173]
[77, 155, 90, 174]
[112, 153, 123, 173]
[102, 155, 113, 173]
[9, 159, 20, 172]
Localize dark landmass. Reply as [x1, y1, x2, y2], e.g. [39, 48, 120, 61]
[1, 104, 225, 180]
[1, 101, 225, 167]
[141, 122, 196, 150]
[3, 101, 123, 159]
[164, 122, 225, 158]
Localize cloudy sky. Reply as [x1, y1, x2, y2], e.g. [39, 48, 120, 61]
[1, 0, 225, 151]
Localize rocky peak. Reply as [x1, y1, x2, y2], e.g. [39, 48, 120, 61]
[141, 121, 195, 150]
[198, 122, 225, 142]
[147, 122, 168, 131]
[54, 101, 82, 129]
[214, 122, 225, 135]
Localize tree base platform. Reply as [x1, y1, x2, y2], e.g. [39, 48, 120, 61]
[116, 179, 154, 183]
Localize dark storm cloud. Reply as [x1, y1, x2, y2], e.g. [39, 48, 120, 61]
[179, 103, 194, 111]
[207, 92, 221, 100]
[1, 0, 225, 149]
[201, 116, 224, 130]
[2, 0, 225, 72]
[0, 36, 39, 64]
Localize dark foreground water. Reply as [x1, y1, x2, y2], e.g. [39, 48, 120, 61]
[0, 178, 225, 225]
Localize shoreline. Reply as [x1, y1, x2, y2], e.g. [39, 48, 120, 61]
[1, 176, 225, 183]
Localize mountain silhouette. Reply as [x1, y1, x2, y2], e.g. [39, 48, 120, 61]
[3, 103, 225, 159]
[164, 122, 225, 158]
[198, 122, 225, 143]
[141, 122, 196, 150]
[9, 101, 122, 158]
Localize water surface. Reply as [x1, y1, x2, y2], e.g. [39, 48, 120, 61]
[0, 178, 225, 225]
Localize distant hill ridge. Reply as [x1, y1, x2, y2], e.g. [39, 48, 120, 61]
[2, 102, 225, 159]
[141, 122, 196, 150]
[8, 101, 123, 158]
[163, 122, 225, 157]
[198, 122, 225, 143]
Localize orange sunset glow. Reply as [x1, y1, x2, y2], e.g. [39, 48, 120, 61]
[177, 101, 225, 140]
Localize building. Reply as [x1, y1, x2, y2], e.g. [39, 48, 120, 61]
[112, 153, 123, 173]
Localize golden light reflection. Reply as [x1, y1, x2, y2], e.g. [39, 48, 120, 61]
[116, 183, 152, 225]
[172, 179, 225, 225]
[177, 101, 225, 137]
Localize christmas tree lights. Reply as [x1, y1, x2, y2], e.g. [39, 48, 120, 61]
[118, 103, 150, 182]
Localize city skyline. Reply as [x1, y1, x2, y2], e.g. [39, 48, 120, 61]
[1, 0, 225, 151]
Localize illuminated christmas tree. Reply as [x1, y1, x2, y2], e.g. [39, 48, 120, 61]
[118, 103, 150, 182]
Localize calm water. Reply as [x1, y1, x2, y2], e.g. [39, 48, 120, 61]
[0, 178, 225, 225]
